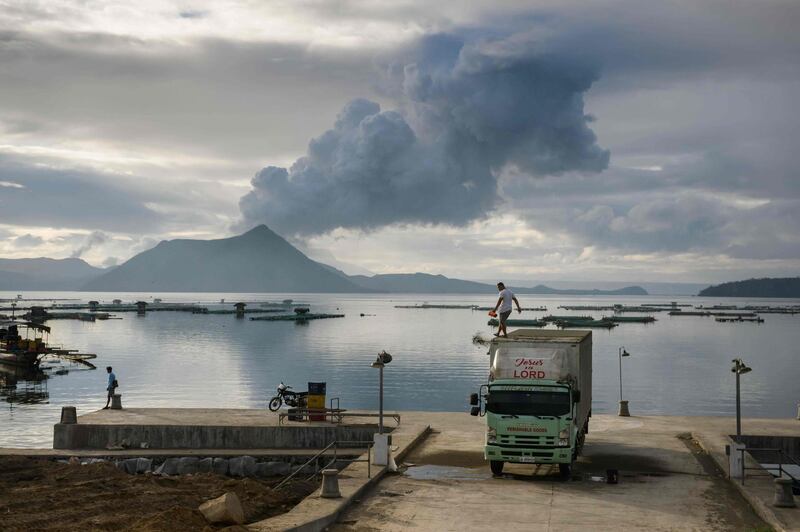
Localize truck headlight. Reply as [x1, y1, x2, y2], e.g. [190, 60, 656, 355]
[559, 438, 569, 446]
[559, 429, 569, 439]
[487, 427, 497, 444]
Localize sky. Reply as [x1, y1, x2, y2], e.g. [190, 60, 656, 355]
[0, 0, 798, 283]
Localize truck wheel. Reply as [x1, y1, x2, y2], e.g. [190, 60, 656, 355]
[490, 461, 504, 475]
[559, 463, 572, 478]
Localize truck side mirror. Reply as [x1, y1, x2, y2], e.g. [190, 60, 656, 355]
[470, 406, 480, 416]
[469, 393, 479, 406]
[573, 390, 581, 403]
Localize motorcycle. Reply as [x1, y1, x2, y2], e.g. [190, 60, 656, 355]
[268, 382, 307, 411]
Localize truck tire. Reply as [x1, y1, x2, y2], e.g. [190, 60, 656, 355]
[559, 463, 572, 478]
[490, 461, 504, 475]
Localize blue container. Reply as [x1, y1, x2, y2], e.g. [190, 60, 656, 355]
[308, 382, 327, 395]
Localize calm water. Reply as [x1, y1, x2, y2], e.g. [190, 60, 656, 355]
[2, 291, 799, 447]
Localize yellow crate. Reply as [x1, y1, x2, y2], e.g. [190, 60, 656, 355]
[306, 394, 325, 409]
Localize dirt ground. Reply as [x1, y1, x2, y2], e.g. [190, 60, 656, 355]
[0, 456, 316, 532]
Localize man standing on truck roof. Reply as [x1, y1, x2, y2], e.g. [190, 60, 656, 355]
[492, 282, 522, 338]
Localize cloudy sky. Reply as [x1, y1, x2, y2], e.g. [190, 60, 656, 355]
[1, 0, 798, 282]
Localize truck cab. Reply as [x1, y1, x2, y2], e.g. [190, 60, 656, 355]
[470, 329, 592, 477]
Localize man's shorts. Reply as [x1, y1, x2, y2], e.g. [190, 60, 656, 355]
[107, 388, 114, 398]
[499, 310, 512, 325]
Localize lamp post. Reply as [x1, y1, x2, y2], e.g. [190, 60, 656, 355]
[731, 358, 752, 440]
[371, 350, 393, 466]
[618, 347, 631, 417]
[371, 350, 392, 434]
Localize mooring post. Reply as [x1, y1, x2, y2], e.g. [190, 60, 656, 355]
[60, 406, 77, 424]
[111, 394, 123, 410]
[773, 478, 797, 508]
[320, 469, 341, 498]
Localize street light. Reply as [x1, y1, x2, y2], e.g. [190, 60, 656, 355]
[371, 350, 392, 434]
[618, 347, 631, 417]
[731, 358, 752, 440]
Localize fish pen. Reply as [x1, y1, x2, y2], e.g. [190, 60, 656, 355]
[604, 316, 657, 323]
[555, 319, 618, 329]
[542, 315, 593, 322]
[487, 318, 547, 327]
[250, 313, 345, 322]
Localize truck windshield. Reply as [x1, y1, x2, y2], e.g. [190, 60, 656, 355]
[487, 389, 571, 417]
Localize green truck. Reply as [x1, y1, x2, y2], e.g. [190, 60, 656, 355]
[470, 329, 592, 476]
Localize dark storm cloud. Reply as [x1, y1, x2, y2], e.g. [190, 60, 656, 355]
[0, 31, 376, 164]
[239, 31, 609, 235]
[2, 0, 799, 272]
[0, 156, 164, 232]
[504, 161, 800, 260]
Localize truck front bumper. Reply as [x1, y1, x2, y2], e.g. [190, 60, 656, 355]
[485, 444, 572, 464]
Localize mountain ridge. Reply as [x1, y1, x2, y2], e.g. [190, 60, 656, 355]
[348, 272, 647, 295]
[2, 227, 648, 295]
[82, 225, 367, 293]
[0, 257, 103, 290]
[698, 277, 800, 298]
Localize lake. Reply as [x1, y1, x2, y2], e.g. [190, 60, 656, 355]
[2, 291, 799, 448]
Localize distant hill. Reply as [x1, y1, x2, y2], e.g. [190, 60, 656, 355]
[82, 225, 366, 293]
[350, 273, 492, 293]
[515, 284, 648, 296]
[349, 272, 647, 295]
[1, 228, 650, 295]
[0, 258, 104, 290]
[698, 277, 800, 298]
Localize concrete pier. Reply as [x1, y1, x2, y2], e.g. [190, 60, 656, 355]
[331, 414, 799, 532]
[31, 408, 800, 531]
[53, 408, 380, 450]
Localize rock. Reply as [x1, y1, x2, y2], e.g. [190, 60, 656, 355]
[117, 458, 139, 474]
[177, 457, 199, 475]
[229, 456, 257, 477]
[212, 458, 229, 475]
[155, 457, 180, 476]
[256, 461, 290, 477]
[197, 457, 213, 473]
[136, 457, 153, 474]
[198, 492, 245, 525]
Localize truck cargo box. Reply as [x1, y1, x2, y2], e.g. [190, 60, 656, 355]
[488, 330, 592, 432]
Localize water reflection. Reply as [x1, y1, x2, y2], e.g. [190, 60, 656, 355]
[1, 291, 799, 448]
[0, 363, 49, 406]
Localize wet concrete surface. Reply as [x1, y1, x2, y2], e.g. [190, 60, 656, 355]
[331, 414, 768, 532]
[403, 464, 492, 481]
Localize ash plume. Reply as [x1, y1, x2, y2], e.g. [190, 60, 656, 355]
[70, 231, 108, 258]
[239, 31, 609, 236]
